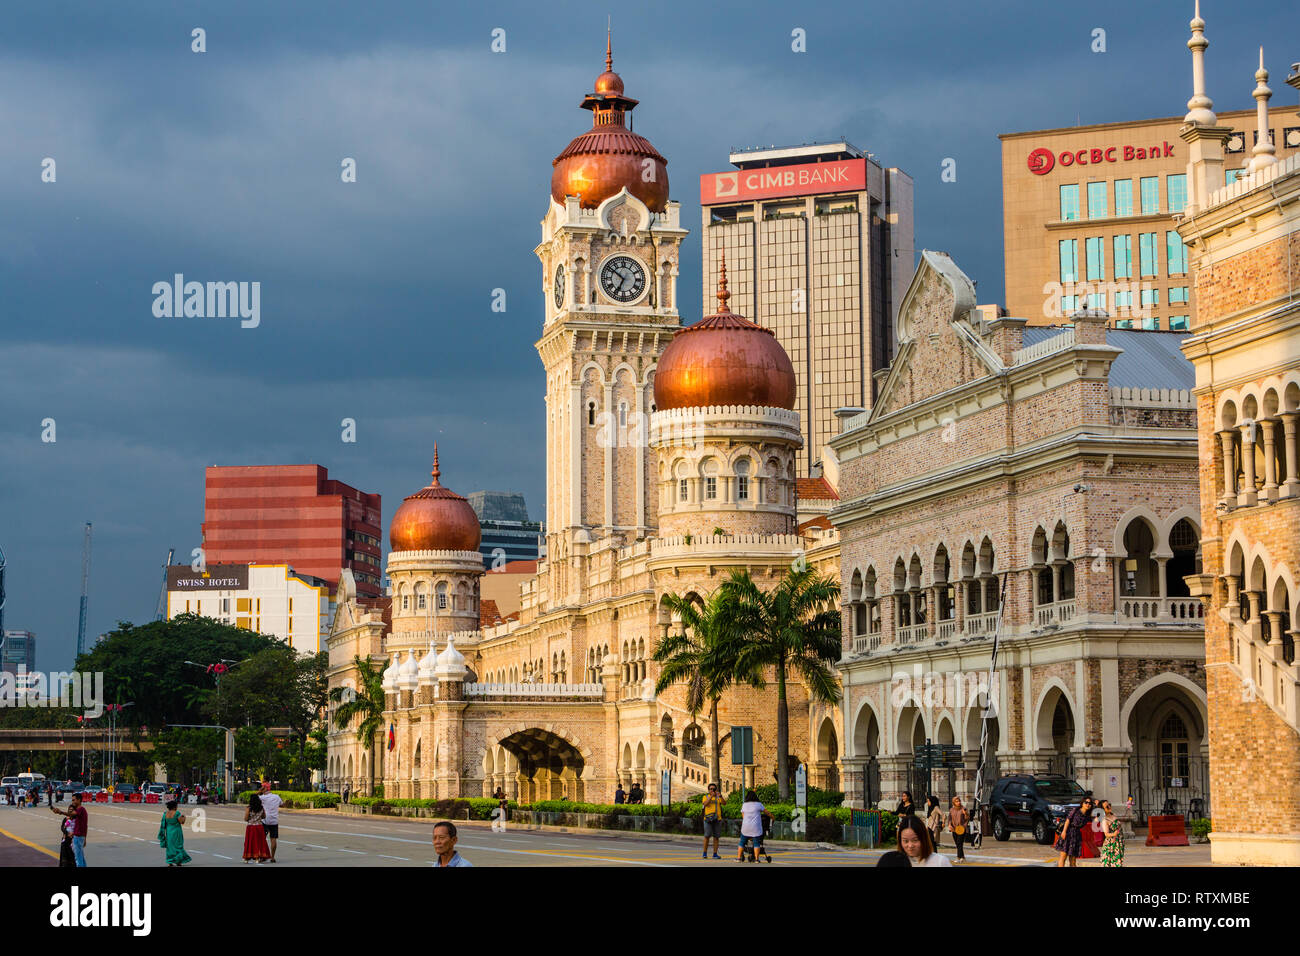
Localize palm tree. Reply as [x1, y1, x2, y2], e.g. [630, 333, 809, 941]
[329, 655, 386, 796]
[719, 567, 842, 801]
[652, 591, 753, 789]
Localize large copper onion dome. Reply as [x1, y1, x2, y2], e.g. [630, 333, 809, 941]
[388, 445, 482, 553]
[550, 33, 669, 212]
[654, 256, 797, 411]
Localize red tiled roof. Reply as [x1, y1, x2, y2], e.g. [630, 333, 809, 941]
[797, 515, 833, 533]
[796, 477, 839, 500]
[489, 559, 538, 574]
[480, 599, 504, 627]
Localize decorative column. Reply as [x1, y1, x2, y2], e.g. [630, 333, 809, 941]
[1245, 591, 1263, 643]
[955, 581, 967, 632]
[1155, 556, 1170, 619]
[1280, 413, 1300, 498]
[1239, 423, 1259, 507]
[1218, 430, 1238, 505]
[1260, 419, 1280, 502]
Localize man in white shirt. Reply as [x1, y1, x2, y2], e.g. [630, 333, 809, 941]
[258, 782, 283, 863]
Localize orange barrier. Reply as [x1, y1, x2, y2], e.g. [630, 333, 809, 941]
[1145, 815, 1189, 846]
[128, 793, 142, 803]
[111, 792, 125, 803]
[94, 792, 108, 803]
[145, 793, 160, 804]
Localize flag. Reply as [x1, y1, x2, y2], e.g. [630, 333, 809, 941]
[387, 723, 396, 751]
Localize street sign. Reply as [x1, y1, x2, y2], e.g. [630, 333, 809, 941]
[730, 726, 753, 765]
[913, 743, 964, 769]
[795, 764, 807, 808]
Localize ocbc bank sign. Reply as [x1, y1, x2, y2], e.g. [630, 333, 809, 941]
[1027, 141, 1175, 176]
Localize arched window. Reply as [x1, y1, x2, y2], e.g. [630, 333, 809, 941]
[588, 402, 596, 426]
[1158, 712, 1190, 787]
[436, 582, 448, 610]
[735, 458, 751, 502]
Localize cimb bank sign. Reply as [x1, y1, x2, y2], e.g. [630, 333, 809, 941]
[700, 158, 867, 203]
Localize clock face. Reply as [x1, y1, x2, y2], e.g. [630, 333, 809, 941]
[553, 264, 565, 309]
[599, 255, 646, 304]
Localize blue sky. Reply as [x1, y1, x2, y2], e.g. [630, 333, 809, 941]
[1, 0, 1294, 667]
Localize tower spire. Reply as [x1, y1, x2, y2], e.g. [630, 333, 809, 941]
[606, 19, 612, 72]
[1248, 47, 1278, 173]
[431, 443, 441, 486]
[716, 251, 731, 312]
[1184, 0, 1217, 126]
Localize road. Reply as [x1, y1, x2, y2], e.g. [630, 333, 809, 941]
[0, 801, 1074, 866]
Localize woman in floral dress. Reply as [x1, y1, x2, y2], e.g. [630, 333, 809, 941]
[1099, 799, 1125, 867]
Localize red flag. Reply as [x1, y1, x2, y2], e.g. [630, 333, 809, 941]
[387, 723, 396, 751]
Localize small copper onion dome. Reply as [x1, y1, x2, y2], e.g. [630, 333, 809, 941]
[388, 445, 482, 553]
[550, 32, 668, 212]
[654, 256, 797, 411]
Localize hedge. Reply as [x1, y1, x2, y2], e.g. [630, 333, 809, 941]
[346, 796, 509, 820]
[236, 790, 339, 809]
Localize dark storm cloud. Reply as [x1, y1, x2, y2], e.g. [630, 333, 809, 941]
[1, 0, 1294, 665]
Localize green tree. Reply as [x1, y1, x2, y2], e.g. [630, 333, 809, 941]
[719, 567, 842, 801]
[330, 655, 386, 795]
[150, 728, 224, 786]
[211, 647, 328, 788]
[75, 614, 279, 732]
[653, 590, 756, 789]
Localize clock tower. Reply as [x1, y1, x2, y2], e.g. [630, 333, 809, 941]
[535, 35, 687, 580]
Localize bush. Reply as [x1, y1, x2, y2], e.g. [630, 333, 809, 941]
[1190, 818, 1211, 839]
[341, 796, 512, 820]
[234, 790, 338, 809]
[723, 784, 844, 810]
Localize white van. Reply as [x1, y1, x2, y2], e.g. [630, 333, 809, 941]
[17, 773, 46, 790]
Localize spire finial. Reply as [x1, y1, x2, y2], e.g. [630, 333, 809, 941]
[1249, 47, 1278, 173]
[716, 251, 731, 312]
[1184, 0, 1217, 126]
[606, 20, 612, 72]
[431, 443, 441, 486]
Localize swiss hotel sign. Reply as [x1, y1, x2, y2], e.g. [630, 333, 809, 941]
[700, 158, 867, 203]
[1026, 141, 1176, 176]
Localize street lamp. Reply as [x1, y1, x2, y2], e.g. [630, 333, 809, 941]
[104, 702, 134, 787]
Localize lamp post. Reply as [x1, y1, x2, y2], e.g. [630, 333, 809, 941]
[104, 702, 135, 787]
[167, 724, 235, 801]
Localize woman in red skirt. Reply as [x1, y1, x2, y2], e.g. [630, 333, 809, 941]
[243, 793, 271, 863]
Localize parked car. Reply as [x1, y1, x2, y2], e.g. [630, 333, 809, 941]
[82, 786, 104, 796]
[147, 783, 167, 796]
[57, 781, 85, 796]
[988, 773, 1088, 844]
[115, 784, 137, 796]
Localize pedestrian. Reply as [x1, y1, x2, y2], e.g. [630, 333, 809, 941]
[1055, 795, 1094, 868]
[613, 783, 626, 805]
[495, 788, 508, 827]
[948, 796, 970, 862]
[432, 820, 472, 867]
[51, 793, 88, 867]
[343, 785, 351, 805]
[258, 781, 283, 863]
[701, 782, 724, 860]
[895, 790, 916, 819]
[157, 800, 192, 866]
[925, 795, 944, 849]
[242, 794, 271, 863]
[735, 789, 772, 863]
[16, 787, 25, 810]
[1099, 799, 1125, 868]
[898, 813, 951, 866]
[58, 816, 76, 868]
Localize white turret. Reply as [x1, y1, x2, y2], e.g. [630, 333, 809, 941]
[434, 636, 468, 681]
[1183, 0, 1217, 127]
[1248, 48, 1278, 174]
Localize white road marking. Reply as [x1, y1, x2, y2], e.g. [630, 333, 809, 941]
[304, 843, 328, 849]
[212, 853, 233, 860]
[378, 854, 410, 861]
[337, 848, 365, 854]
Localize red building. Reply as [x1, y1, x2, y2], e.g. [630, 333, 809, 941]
[201, 465, 382, 599]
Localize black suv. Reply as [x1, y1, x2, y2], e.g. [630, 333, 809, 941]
[988, 773, 1088, 844]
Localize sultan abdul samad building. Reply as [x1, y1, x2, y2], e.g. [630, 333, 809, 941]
[325, 42, 840, 803]
[326, 32, 1233, 819]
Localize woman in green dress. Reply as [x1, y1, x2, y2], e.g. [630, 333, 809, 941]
[157, 800, 193, 866]
[1099, 799, 1125, 867]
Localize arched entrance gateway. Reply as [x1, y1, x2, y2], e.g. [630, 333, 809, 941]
[495, 729, 588, 803]
[1122, 675, 1210, 823]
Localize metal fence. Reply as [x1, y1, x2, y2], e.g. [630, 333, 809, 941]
[1127, 754, 1210, 823]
